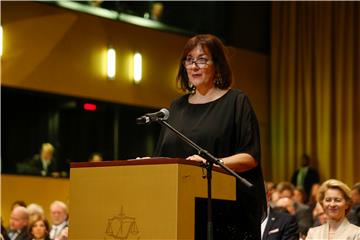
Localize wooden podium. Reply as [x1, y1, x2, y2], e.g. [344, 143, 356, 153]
[69, 158, 236, 240]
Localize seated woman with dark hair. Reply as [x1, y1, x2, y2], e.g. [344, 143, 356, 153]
[28, 216, 51, 240]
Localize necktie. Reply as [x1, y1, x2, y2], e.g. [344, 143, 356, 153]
[9, 230, 19, 240]
[297, 167, 308, 187]
[51, 226, 58, 239]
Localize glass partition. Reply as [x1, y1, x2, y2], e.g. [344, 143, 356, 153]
[1, 87, 160, 177]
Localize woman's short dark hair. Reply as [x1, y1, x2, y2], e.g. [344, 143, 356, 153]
[176, 34, 232, 92]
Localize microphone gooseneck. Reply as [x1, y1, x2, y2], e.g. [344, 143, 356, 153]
[136, 108, 169, 125]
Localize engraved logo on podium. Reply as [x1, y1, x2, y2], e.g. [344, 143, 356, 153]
[105, 207, 140, 239]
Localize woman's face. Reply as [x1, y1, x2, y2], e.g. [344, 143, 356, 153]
[185, 45, 216, 92]
[322, 188, 349, 221]
[32, 220, 47, 239]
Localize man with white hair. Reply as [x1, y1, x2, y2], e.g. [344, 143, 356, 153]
[49, 201, 68, 240]
[7, 206, 29, 240]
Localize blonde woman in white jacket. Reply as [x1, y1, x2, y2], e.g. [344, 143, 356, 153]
[306, 179, 360, 240]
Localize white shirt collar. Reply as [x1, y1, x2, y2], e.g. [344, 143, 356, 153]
[261, 207, 270, 239]
[53, 220, 67, 230]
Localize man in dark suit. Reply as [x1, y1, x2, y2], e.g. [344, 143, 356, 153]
[6, 206, 29, 240]
[262, 207, 299, 240]
[18, 143, 60, 177]
[291, 154, 320, 202]
[262, 184, 299, 240]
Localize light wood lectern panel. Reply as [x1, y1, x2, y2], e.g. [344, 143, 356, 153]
[69, 158, 236, 240]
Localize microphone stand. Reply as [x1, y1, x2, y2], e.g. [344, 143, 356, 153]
[156, 119, 253, 240]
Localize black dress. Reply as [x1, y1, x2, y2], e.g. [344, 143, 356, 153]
[154, 88, 267, 240]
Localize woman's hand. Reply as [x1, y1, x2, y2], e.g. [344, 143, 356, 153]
[186, 154, 206, 164]
[135, 156, 151, 159]
[187, 153, 258, 172]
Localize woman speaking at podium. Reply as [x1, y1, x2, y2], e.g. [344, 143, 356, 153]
[153, 34, 267, 240]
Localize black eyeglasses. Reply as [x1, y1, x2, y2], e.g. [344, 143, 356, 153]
[183, 57, 213, 69]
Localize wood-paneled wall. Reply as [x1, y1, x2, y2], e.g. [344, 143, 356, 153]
[1, 2, 271, 183]
[1, 174, 70, 227]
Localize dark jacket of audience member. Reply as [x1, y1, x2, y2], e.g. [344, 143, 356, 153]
[348, 183, 360, 226]
[6, 225, 28, 240]
[262, 207, 299, 240]
[294, 202, 313, 237]
[1, 223, 10, 240]
[291, 155, 320, 202]
[348, 204, 360, 226]
[17, 155, 59, 177]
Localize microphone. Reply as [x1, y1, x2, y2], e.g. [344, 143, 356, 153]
[136, 108, 169, 124]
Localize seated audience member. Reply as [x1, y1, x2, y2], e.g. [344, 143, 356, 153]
[27, 216, 50, 240]
[6, 206, 29, 240]
[277, 182, 313, 236]
[88, 152, 103, 162]
[348, 182, 360, 226]
[262, 187, 299, 240]
[307, 179, 360, 240]
[18, 143, 60, 177]
[294, 187, 307, 205]
[312, 202, 327, 227]
[49, 201, 68, 240]
[27, 204, 45, 223]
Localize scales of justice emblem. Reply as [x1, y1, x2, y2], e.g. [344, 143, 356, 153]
[105, 207, 140, 240]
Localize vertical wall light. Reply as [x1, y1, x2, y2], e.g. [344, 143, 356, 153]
[133, 52, 142, 84]
[0, 26, 3, 57]
[107, 47, 116, 80]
